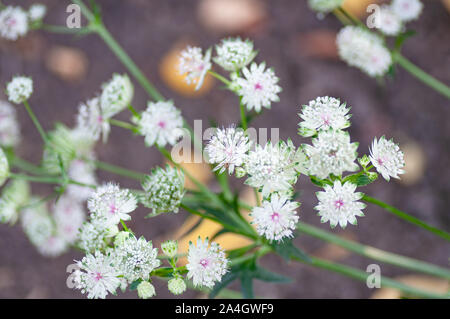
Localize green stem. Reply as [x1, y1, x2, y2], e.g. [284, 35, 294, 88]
[40, 24, 89, 34]
[10, 156, 47, 176]
[296, 256, 448, 299]
[215, 172, 233, 202]
[120, 220, 130, 232]
[207, 70, 232, 86]
[363, 195, 450, 242]
[393, 52, 450, 100]
[337, 7, 365, 28]
[23, 100, 48, 144]
[128, 104, 140, 118]
[9, 173, 61, 184]
[297, 223, 450, 280]
[239, 101, 248, 131]
[109, 118, 137, 131]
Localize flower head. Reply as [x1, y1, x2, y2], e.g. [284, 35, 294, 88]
[244, 141, 299, 198]
[141, 166, 185, 214]
[36, 235, 68, 257]
[87, 183, 137, 226]
[251, 194, 300, 241]
[235, 62, 281, 113]
[77, 218, 116, 253]
[213, 37, 257, 72]
[336, 26, 392, 77]
[298, 96, 351, 137]
[137, 281, 156, 299]
[100, 74, 134, 118]
[21, 201, 54, 247]
[178, 46, 212, 90]
[72, 251, 121, 299]
[53, 195, 86, 244]
[0, 179, 30, 224]
[0, 6, 28, 40]
[136, 101, 184, 147]
[205, 126, 251, 174]
[168, 277, 187, 295]
[369, 136, 405, 181]
[161, 240, 178, 258]
[0, 147, 9, 187]
[376, 6, 403, 36]
[28, 4, 47, 21]
[308, 0, 344, 13]
[391, 0, 423, 22]
[304, 129, 359, 179]
[0, 100, 21, 147]
[187, 237, 229, 288]
[315, 181, 366, 228]
[114, 235, 161, 283]
[6, 76, 33, 104]
[76, 97, 111, 143]
[66, 159, 97, 202]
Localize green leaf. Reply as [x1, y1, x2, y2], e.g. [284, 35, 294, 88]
[252, 265, 291, 283]
[271, 239, 311, 263]
[209, 271, 239, 298]
[344, 174, 373, 187]
[240, 274, 254, 299]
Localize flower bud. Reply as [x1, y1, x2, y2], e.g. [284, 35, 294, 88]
[137, 281, 156, 299]
[168, 277, 186, 295]
[161, 240, 178, 258]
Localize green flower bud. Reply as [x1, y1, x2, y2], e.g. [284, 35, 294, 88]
[161, 240, 178, 258]
[137, 281, 156, 299]
[168, 277, 186, 295]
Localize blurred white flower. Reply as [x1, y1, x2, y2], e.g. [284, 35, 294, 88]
[100, 74, 134, 118]
[6, 76, 33, 104]
[76, 97, 111, 143]
[136, 100, 184, 147]
[391, 0, 423, 22]
[251, 194, 300, 241]
[205, 126, 251, 174]
[187, 237, 228, 288]
[235, 62, 281, 113]
[369, 136, 405, 181]
[66, 159, 98, 202]
[213, 37, 257, 72]
[376, 6, 403, 36]
[53, 195, 86, 244]
[336, 26, 392, 77]
[28, 4, 47, 21]
[36, 235, 68, 257]
[0, 100, 21, 147]
[0, 147, 9, 187]
[315, 180, 366, 228]
[178, 46, 212, 90]
[0, 179, 29, 225]
[0, 6, 28, 40]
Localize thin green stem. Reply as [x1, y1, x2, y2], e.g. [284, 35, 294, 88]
[239, 101, 248, 131]
[10, 156, 47, 176]
[393, 52, 450, 100]
[216, 172, 233, 202]
[207, 70, 232, 86]
[23, 100, 48, 144]
[363, 195, 450, 242]
[337, 7, 365, 28]
[40, 24, 89, 34]
[9, 173, 61, 184]
[128, 104, 140, 119]
[109, 118, 137, 131]
[295, 256, 448, 299]
[120, 220, 130, 232]
[297, 223, 450, 280]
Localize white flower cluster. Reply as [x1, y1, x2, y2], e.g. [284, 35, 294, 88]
[187, 237, 229, 288]
[180, 37, 281, 113]
[0, 100, 21, 147]
[308, 0, 344, 13]
[298, 96, 405, 228]
[372, 0, 423, 36]
[337, 26, 392, 77]
[0, 179, 29, 225]
[0, 4, 47, 40]
[6, 76, 33, 104]
[141, 165, 185, 215]
[0, 147, 9, 187]
[178, 46, 212, 90]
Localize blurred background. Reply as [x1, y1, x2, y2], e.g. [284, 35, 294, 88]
[0, 0, 449, 298]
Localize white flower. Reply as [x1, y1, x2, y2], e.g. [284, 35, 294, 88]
[336, 26, 392, 77]
[376, 6, 403, 36]
[205, 126, 251, 174]
[168, 277, 187, 295]
[114, 235, 161, 283]
[187, 237, 228, 288]
[36, 235, 68, 257]
[137, 281, 156, 299]
[53, 195, 86, 244]
[304, 129, 359, 179]
[100, 74, 134, 118]
[76, 97, 111, 143]
[0, 147, 9, 187]
[77, 218, 115, 253]
[178, 46, 212, 90]
[28, 4, 47, 21]
[87, 183, 137, 226]
[213, 37, 257, 72]
[315, 180, 366, 228]
[161, 240, 178, 258]
[72, 251, 121, 299]
[6, 76, 33, 104]
[0, 100, 21, 147]
[141, 166, 185, 214]
[369, 136, 405, 181]
[308, 0, 344, 13]
[66, 159, 97, 202]
[245, 141, 299, 198]
[0, 179, 29, 224]
[21, 201, 54, 247]
[391, 0, 423, 22]
[298, 96, 351, 136]
[136, 100, 184, 147]
[235, 62, 281, 113]
[251, 194, 300, 241]
[0, 6, 28, 40]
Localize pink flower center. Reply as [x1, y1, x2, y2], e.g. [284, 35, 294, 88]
[321, 114, 331, 126]
[377, 158, 384, 166]
[199, 258, 209, 268]
[6, 18, 16, 27]
[157, 121, 166, 129]
[271, 212, 280, 222]
[254, 83, 263, 91]
[334, 199, 344, 209]
[97, 116, 103, 123]
[94, 272, 103, 282]
[109, 203, 118, 215]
